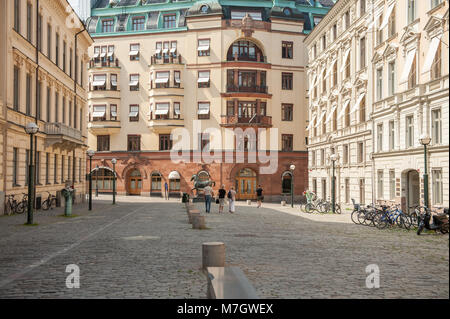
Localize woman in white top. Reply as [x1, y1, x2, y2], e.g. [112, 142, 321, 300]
[228, 187, 236, 213]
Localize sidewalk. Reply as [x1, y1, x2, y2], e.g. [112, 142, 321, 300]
[233, 201, 354, 224]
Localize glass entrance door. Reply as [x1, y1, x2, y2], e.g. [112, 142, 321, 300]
[235, 168, 257, 200]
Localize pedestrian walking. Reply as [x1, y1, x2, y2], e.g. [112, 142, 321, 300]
[256, 185, 263, 208]
[228, 186, 236, 213]
[164, 182, 169, 200]
[203, 184, 214, 213]
[218, 185, 226, 214]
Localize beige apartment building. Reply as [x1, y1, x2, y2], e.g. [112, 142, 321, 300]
[0, 0, 93, 214]
[85, 0, 334, 201]
[306, 0, 449, 210]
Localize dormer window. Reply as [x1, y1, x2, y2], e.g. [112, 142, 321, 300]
[283, 8, 292, 16]
[102, 19, 114, 33]
[200, 5, 209, 14]
[231, 10, 262, 21]
[132, 16, 145, 31]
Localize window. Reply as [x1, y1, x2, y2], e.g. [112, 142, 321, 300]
[63, 41, 66, 73]
[344, 11, 350, 30]
[322, 70, 327, 93]
[359, 96, 366, 123]
[132, 16, 145, 31]
[376, 68, 383, 101]
[407, 0, 416, 24]
[345, 103, 350, 127]
[55, 92, 59, 122]
[159, 134, 172, 151]
[13, 148, 19, 186]
[312, 178, 317, 194]
[26, 73, 31, 115]
[282, 73, 293, 90]
[55, 33, 59, 67]
[377, 124, 383, 152]
[78, 158, 82, 183]
[198, 71, 210, 88]
[97, 135, 110, 152]
[344, 52, 351, 79]
[345, 178, 350, 204]
[46, 153, 50, 184]
[431, 43, 442, 80]
[389, 170, 395, 200]
[321, 179, 327, 199]
[231, 10, 262, 20]
[127, 135, 141, 152]
[198, 39, 210, 56]
[406, 115, 414, 148]
[198, 133, 210, 151]
[359, 179, 365, 204]
[110, 104, 117, 121]
[388, 6, 396, 37]
[314, 16, 322, 27]
[151, 173, 162, 191]
[37, 14, 42, 51]
[155, 71, 169, 88]
[102, 19, 114, 33]
[432, 169, 443, 204]
[282, 104, 293, 121]
[13, 66, 19, 111]
[332, 62, 338, 87]
[332, 24, 337, 41]
[360, 37, 366, 69]
[162, 41, 170, 63]
[108, 45, 115, 61]
[26, 2, 32, 42]
[377, 14, 383, 45]
[377, 170, 384, 199]
[313, 44, 317, 59]
[360, 0, 366, 15]
[154, 103, 169, 120]
[389, 121, 395, 150]
[163, 14, 176, 29]
[170, 178, 180, 191]
[197, 102, 210, 120]
[129, 105, 139, 122]
[388, 61, 395, 96]
[174, 71, 181, 88]
[173, 102, 181, 119]
[61, 155, 65, 183]
[431, 109, 442, 145]
[357, 142, 364, 163]
[321, 35, 326, 51]
[129, 44, 140, 61]
[282, 41, 293, 59]
[129, 74, 139, 91]
[311, 151, 316, 167]
[62, 97, 66, 124]
[46, 87, 51, 122]
[408, 55, 417, 88]
[282, 135, 293, 151]
[343, 144, 349, 165]
[320, 149, 325, 166]
[37, 81, 41, 120]
[92, 74, 106, 91]
[110, 74, 117, 90]
[47, 24, 52, 59]
[54, 154, 58, 184]
[69, 48, 73, 78]
[431, 0, 443, 9]
[67, 156, 71, 183]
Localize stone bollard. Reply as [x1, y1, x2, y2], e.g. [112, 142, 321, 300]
[193, 215, 206, 229]
[281, 201, 286, 206]
[189, 211, 200, 224]
[202, 242, 225, 270]
[247, 200, 252, 205]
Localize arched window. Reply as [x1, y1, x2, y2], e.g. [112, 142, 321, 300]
[227, 40, 264, 62]
[93, 168, 115, 191]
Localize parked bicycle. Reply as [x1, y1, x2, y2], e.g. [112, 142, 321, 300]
[4, 193, 27, 215]
[373, 204, 412, 230]
[41, 191, 57, 211]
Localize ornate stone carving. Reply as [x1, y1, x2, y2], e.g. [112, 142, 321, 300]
[241, 14, 255, 37]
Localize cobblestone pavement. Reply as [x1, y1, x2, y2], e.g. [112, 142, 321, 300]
[0, 196, 448, 299]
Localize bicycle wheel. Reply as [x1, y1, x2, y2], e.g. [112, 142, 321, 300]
[335, 204, 342, 214]
[374, 213, 388, 229]
[351, 210, 360, 224]
[401, 215, 412, 230]
[357, 211, 368, 225]
[319, 202, 330, 214]
[364, 211, 376, 227]
[16, 202, 25, 214]
[409, 212, 419, 227]
[305, 203, 314, 214]
[299, 203, 307, 213]
[42, 200, 49, 211]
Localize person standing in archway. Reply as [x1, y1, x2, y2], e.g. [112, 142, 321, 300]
[256, 185, 263, 208]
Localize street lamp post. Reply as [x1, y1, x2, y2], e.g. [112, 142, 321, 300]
[87, 150, 95, 211]
[419, 134, 431, 210]
[111, 158, 117, 205]
[95, 165, 99, 197]
[330, 154, 338, 214]
[25, 123, 39, 225]
[290, 164, 296, 208]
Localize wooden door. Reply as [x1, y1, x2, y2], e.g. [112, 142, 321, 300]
[236, 177, 257, 200]
[128, 170, 142, 195]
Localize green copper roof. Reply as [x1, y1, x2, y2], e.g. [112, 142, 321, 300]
[87, 0, 335, 37]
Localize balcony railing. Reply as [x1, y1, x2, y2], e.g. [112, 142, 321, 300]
[226, 84, 268, 94]
[221, 115, 272, 126]
[89, 57, 119, 69]
[226, 53, 267, 63]
[45, 122, 82, 141]
[151, 54, 183, 65]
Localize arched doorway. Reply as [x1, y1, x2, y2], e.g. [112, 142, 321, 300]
[235, 168, 257, 200]
[150, 171, 162, 196]
[282, 171, 292, 195]
[405, 170, 420, 211]
[127, 169, 142, 195]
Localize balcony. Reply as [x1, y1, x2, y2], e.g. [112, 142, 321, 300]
[150, 54, 183, 65]
[226, 84, 268, 94]
[88, 57, 120, 69]
[44, 123, 83, 150]
[88, 120, 121, 135]
[226, 53, 268, 63]
[221, 115, 272, 128]
[147, 116, 184, 132]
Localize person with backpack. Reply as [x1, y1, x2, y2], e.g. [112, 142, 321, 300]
[203, 184, 214, 213]
[218, 185, 226, 214]
[228, 187, 236, 213]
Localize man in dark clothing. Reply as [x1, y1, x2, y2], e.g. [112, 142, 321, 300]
[256, 185, 263, 208]
[218, 185, 226, 214]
